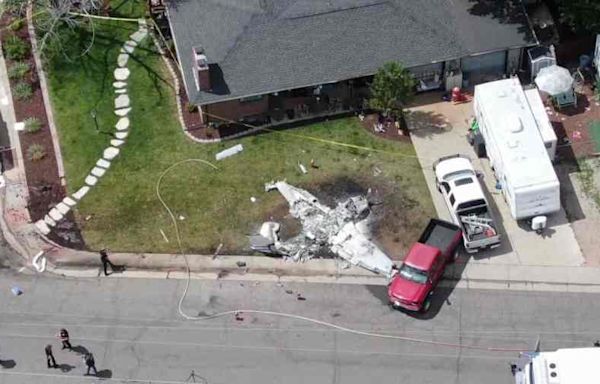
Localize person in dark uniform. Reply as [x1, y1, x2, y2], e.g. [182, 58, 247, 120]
[100, 249, 117, 276]
[45, 344, 57, 368]
[84, 352, 97, 376]
[58, 328, 72, 350]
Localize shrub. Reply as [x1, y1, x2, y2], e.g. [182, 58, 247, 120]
[24, 117, 42, 133]
[27, 144, 46, 161]
[186, 103, 198, 113]
[13, 82, 32, 100]
[7, 61, 30, 80]
[3, 35, 29, 60]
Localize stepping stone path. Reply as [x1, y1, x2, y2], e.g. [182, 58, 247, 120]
[35, 20, 148, 235]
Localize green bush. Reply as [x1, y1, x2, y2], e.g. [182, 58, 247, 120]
[24, 117, 42, 133]
[13, 82, 32, 100]
[7, 61, 30, 80]
[3, 35, 29, 60]
[27, 144, 46, 161]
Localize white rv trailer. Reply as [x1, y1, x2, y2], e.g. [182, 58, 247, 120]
[513, 347, 600, 384]
[473, 78, 560, 222]
[524, 88, 557, 161]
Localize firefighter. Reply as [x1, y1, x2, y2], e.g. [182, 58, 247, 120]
[57, 328, 72, 350]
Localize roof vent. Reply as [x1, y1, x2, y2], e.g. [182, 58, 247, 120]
[507, 115, 523, 133]
[547, 361, 560, 384]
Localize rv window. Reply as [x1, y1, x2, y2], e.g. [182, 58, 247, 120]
[455, 178, 474, 187]
[449, 194, 456, 206]
[457, 199, 486, 211]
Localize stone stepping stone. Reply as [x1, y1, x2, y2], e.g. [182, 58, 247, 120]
[116, 117, 129, 131]
[115, 89, 127, 94]
[114, 68, 130, 81]
[113, 81, 127, 88]
[110, 139, 125, 147]
[72, 186, 90, 200]
[48, 207, 63, 222]
[103, 147, 120, 160]
[121, 45, 135, 54]
[35, 220, 51, 235]
[62, 196, 77, 207]
[115, 131, 129, 140]
[117, 53, 129, 67]
[125, 40, 138, 48]
[96, 159, 111, 169]
[44, 215, 56, 227]
[115, 94, 130, 109]
[130, 30, 147, 43]
[91, 167, 106, 178]
[115, 107, 131, 117]
[85, 175, 98, 186]
[56, 202, 70, 215]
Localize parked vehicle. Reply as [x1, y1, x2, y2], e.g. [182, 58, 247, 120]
[387, 219, 462, 312]
[511, 347, 600, 384]
[473, 78, 560, 230]
[434, 154, 501, 253]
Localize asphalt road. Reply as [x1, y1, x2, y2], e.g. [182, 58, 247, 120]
[0, 269, 599, 384]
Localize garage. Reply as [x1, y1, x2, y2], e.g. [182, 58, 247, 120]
[461, 50, 507, 86]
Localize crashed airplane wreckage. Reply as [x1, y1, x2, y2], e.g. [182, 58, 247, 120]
[249, 181, 393, 277]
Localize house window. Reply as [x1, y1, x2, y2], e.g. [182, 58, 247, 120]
[240, 95, 264, 103]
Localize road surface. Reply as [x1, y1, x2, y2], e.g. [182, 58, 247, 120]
[0, 268, 599, 384]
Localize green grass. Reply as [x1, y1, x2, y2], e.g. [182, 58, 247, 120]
[590, 120, 600, 152]
[45, 7, 435, 254]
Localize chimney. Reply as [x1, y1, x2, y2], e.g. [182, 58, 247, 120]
[192, 46, 210, 91]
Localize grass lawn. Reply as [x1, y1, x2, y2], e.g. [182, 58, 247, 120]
[45, 3, 435, 255]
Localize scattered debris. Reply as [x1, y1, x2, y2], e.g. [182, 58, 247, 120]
[297, 294, 306, 301]
[10, 286, 22, 296]
[178, 215, 185, 221]
[84, 215, 93, 221]
[298, 162, 307, 174]
[159, 229, 169, 243]
[285, 289, 294, 295]
[251, 181, 393, 277]
[373, 166, 382, 176]
[310, 159, 319, 169]
[250, 196, 257, 203]
[215, 144, 244, 161]
[236, 261, 247, 268]
[235, 312, 244, 321]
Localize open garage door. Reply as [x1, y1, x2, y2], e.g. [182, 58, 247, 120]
[461, 51, 506, 86]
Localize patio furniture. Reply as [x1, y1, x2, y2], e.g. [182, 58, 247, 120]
[534, 65, 576, 109]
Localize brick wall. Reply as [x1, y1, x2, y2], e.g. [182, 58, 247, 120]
[203, 96, 269, 124]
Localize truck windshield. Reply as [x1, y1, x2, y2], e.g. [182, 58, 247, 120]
[398, 264, 428, 284]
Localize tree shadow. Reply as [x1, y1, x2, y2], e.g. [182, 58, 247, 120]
[404, 110, 453, 138]
[0, 359, 16, 369]
[466, 0, 535, 40]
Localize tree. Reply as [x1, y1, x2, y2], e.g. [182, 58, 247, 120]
[368, 62, 415, 117]
[555, 0, 600, 34]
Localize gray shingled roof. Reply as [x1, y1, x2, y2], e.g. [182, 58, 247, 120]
[167, 0, 536, 105]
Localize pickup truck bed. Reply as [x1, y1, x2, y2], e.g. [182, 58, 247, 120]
[418, 219, 462, 255]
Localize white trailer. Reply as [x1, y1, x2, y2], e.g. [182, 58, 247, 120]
[473, 78, 560, 225]
[524, 88, 557, 161]
[512, 347, 600, 384]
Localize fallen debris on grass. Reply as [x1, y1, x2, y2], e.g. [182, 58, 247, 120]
[215, 144, 244, 161]
[250, 181, 393, 277]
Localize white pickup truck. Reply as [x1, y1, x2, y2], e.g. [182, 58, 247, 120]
[433, 154, 501, 253]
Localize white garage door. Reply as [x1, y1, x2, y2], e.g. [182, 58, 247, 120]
[461, 51, 507, 85]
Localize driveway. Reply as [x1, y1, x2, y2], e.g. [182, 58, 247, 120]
[406, 93, 584, 267]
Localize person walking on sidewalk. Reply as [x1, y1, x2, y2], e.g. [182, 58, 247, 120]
[45, 344, 57, 368]
[100, 249, 117, 276]
[83, 352, 97, 376]
[57, 328, 72, 350]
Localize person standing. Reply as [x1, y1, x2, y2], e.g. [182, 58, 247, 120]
[57, 328, 72, 350]
[100, 249, 116, 276]
[83, 352, 97, 376]
[45, 344, 57, 368]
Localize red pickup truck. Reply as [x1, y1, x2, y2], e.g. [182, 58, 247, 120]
[388, 219, 462, 312]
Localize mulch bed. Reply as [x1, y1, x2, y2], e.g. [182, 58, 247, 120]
[359, 113, 411, 143]
[1, 14, 84, 248]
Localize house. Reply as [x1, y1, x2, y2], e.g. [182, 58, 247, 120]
[166, 0, 537, 130]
